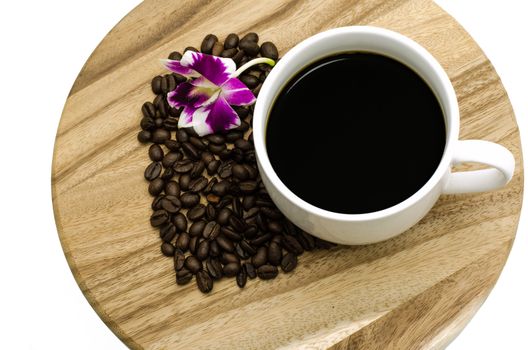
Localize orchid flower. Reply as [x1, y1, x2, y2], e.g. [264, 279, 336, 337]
[163, 51, 275, 136]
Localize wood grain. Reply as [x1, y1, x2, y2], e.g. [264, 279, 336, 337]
[52, 0, 523, 349]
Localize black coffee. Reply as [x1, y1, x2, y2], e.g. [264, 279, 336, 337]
[266, 53, 446, 214]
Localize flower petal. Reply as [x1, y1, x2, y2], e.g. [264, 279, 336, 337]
[162, 59, 201, 79]
[191, 97, 241, 136]
[221, 78, 256, 106]
[167, 80, 218, 109]
[180, 51, 236, 86]
[178, 106, 197, 129]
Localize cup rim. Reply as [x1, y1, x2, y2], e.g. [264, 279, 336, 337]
[253, 26, 459, 222]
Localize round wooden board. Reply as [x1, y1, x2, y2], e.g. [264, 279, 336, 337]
[52, 0, 523, 349]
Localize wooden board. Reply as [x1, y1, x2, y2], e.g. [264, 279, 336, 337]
[52, 0, 524, 349]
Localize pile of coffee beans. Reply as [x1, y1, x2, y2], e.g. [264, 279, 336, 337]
[138, 32, 335, 293]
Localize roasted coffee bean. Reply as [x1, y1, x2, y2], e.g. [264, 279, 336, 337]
[174, 159, 193, 173]
[216, 234, 235, 252]
[151, 76, 163, 94]
[235, 121, 250, 132]
[234, 139, 252, 151]
[176, 267, 193, 285]
[189, 220, 206, 237]
[261, 208, 283, 221]
[142, 101, 156, 118]
[180, 192, 200, 208]
[220, 226, 242, 241]
[297, 230, 316, 251]
[212, 180, 230, 196]
[162, 74, 177, 93]
[161, 195, 181, 213]
[244, 263, 257, 279]
[163, 117, 178, 130]
[176, 129, 189, 142]
[244, 150, 256, 163]
[206, 204, 216, 221]
[165, 181, 180, 197]
[217, 208, 232, 225]
[179, 174, 191, 191]
[162, 152, 182, 168]
[158, 101, 169, 119]
[207, 160, 221, 175]
[242, 195, 256, 210]
[233, 105, 250, 118]
[200, 151, 214, 165]
[240, 240, 257, 255]
[267, 242, 282, 266]
[206, 193, 220, 204]
[148, 178, 165, 196]
[231, 148, 244, 163]
[206, 258, 223, 279]
[252, 246, 267, 267]
[150, 209, 169, 227]
[215, 196, 232, 210]
[256, 198, 273, 207]
[232, 50, 245, 64]
[239, 181, 258, 194]
[189, 176, 208, 192]
[244, 207, 259, 220]
[174, 249, 185, 271]
[183, 127, 198, 137]
[209, 143, 226, 154]
[244, 164, 258, 179]
[152, 195, 164, 210]
[196, 270, 213, 293]
[241, 32, 259, 43]
[231, 197, 243, 218]
[196, 240, 210, 260]
[236, 268, 247, 288]
[235, 243, 250, 259]
[226, 131, 243, 142]
[154, 118, 164, 128]
[229, 215, 246, 232]
[209, 240, 220, 257]
[220, 48, 237, 58]
[190, 160, 205, 178]
[232, 164, 249, 180]
[283, 235, 304, 255]
[256, 213, 267, 232]
[223, 262, 241, 277]
[187, 235, 197, 255]
[144, 162, 162, 181]
[140, 117, 155, 131]
[161, 224, 177, 242]
[176, 232, 191, 251]
[204, 178, 217, 194]
[173, 213, 187, 232]
[239, 55, 249, 67]
[250, 232, 272, 246]
[239, 40, 260, 56]
[221, 252, 239, 265]
[161, 242, 175, 257]
[182, 142, 201, 160]
[137, 130, 151, 143]
[218, 162, 232, 179]
[169, 105, 182, 117]
[203, 221, 220, 240]
[149, 144, 164, 161]
[267, 221, 283, 234]
[224, 33, 239, 49]
[184, 46, 199, 52]
[187, 204, 206, 221]
[189, 136, 206, 150]
[184, 255, 202, 273]
[212, 41, 224, 56]
[257, 264, 278, 280]
[168, 51, 183, 60]
[260, 41, 279, 60]
[239, 74, 259, 89]
[271, 234, 282, 244]
[152, 129, 171, 143]
[200, 33, 218, 54]
[165, 140, 181, 151]
[243, 225, 259, 239]
[205, 135, 224, 146]
[281, 253, 298, 273]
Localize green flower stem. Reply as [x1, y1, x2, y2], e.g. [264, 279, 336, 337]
[233, 57, 275, 77]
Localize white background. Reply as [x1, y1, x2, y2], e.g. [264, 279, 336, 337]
[0, 0, 525, 349]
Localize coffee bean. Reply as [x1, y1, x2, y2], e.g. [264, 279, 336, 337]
[161, 195, 182, 213]
[240, 240, 257, 256]
[152, 129, 171, 143]
[165, 181, 180, 197]
[234, 139, 252, 151]
[203, 221, 220, 240]
[182, 142, 201, 160]
[207, 160, 221, 175]
[212, 41, 224, 56]
[236, 268, 247, 288]
[176, 129, 189, 142]
[161, 167, 175, 182]
[282, 235, 304, 255]
[190, 160, 205, 178]
[239, 74, 259, 89]
[162, 152, 183, 168]
[165, 140, 181, 151]
[160, 223, 177, 242]
[152, 195, 164, 210]
[189, 136, 206, 150]
[226, 131, 243, 142]
[179, 174, 191, 190]
[215, 196, 232, 210]
[267, 242, 282, 266]
[223, 262, 241, 277]
[174, 159, 193, 173]
[242, 196, 256, 210]
[243, 225, 259, 239]
[188, 176, 208, 193]
[256, 213, 267, 232]
[256, 198, 273, 208]
[206, 204, 216, 221]
[142, 102, 156, 118]
[250, 232, 272, 246]
[252, 246, 267, 267]
[193, 240, 209, 261]
[231, 148, 244, 163]
[216, 234, 235, 252]
[232, 50, 245, 64]
[224, 33, 240, 49]
[196, 270, 213, 293]
[184, 255, 202, 273]
[201, 151, 215, 164]
[206, 135, 225, 146]
[244, 263, 257, 279]
[209, 143, 226, 154]
[221, 252, 239, 265]
[151, 76, 163, 94]
[239, 55, 249, 67]
[242, 32, 259, 43]
[239, 181, 258, 194]
[239, 40, 260, 56]
[173, 213, 187, 232]
[206, 193, 220, 204]
[174, 249, 185, 271]
[244, 150, 256, 163]
[260, 41, 279, 60]
[209, 239, 220, 257]
[176, 268, 193, 285]
[189, 236, 199, 254]
[137, 130, 151, 143]
[189, 220, 206, 237]
[218, 162, 232, 179]
[201, 33, 218, 54]
[261, 207, 283, 220]
[281, 253, 298, 273]
[257, 264, 278, 280]
[176, 232, 191, 251]
[219, 227, 241, 242]
[297, 230, 316, 251]
[183, 127, 198, 137]
[216, 207, 232, 225]
[187, 204, 206, 221]
[271, 234, 282, 244]
[220, 48, 238, 58]
[161, 242, 175, 257]
[229, 215, 246, 232]
[144, 162, 162, 181]
[212, 180, 230, 197]
[162, 74, 177, 93]
[184, 46, 199, 53]
[150, 209, 169, 227]
[149, 144, 164, 162]
[154, 118, 164, 128]
[206, 258, 223, 280]
[244, 164, 258, 179]
[149, 178, 165, 196]
[180, 192, 200, 208]
[140, 117, 155, 131]
[267, 221, 283, 234]
[158, 102, 169, 119]
[232, 164, 249, 180]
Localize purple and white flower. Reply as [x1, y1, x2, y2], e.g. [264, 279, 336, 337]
[163, 51, 275, 136]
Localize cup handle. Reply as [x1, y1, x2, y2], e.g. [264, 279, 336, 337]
[443, 140, 515, 194]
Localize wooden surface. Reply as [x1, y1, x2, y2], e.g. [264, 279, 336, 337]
[52, 0, 524, 349]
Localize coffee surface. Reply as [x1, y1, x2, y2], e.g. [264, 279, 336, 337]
[266, 53, 446, 214]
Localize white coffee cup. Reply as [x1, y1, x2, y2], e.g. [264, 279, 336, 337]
[253, 26, 515, 245]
